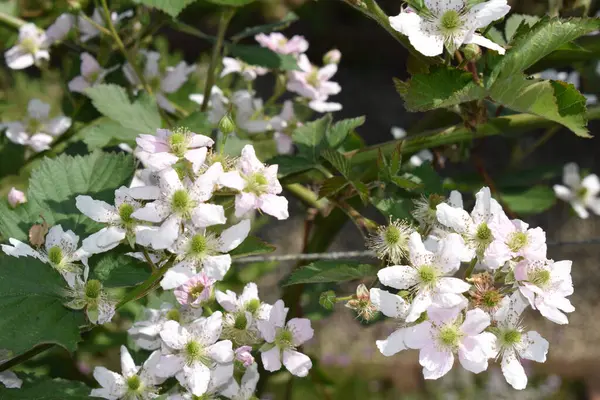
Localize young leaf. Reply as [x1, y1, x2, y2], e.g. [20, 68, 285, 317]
[284, 260, 377, 286]
[229, 236, 276, 258]
[326, 116, 365, 148]
[88, 249, 151, 288]
[133, 0, 196, 17]
[292, 114, 332, 163]
[321, 149, 351, 178]
[0, 375, 91, 399]
[0, 256, 86, 354]
[318, 176, 349, 199]
[228, 44, 299, 70]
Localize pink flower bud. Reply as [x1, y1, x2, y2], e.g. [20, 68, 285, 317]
[7, 187, 26, 208]
[235, 345, 255, 367]
[323, 49, 341, 65]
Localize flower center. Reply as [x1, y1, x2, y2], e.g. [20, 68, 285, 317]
[85, 279, 102, 299]
[245, 172, 269, 195]
[245, 298, 261, 315]
[307, 67, 320, 88]
[531, 269, 551, 287]
[482, 290, 502, 309]
[168, 130, 189, 158]
[438, 326, 462, 348]
[26, 118, 43, 134]
[233, 313, 248, 330]
[418, 265, 438, 286]
[576, 186, 588, 200]
[502, 329, 522, 346]
[127, 375, 141, 391]
[385, 225, 401, 245]
[171, 189, 194, 217]
[473, 222, 493, 255]
[275, 328, 294, 349]
[190, 234, 208, 255]
[507, 231, 528, 252]
[119, 203, 135, 225]
[189, 283, 206, 299]
[166, 309, 180, 322]
[21, 37, 39, 53]
[148, 76, 162, 93]
[184, 340, 211, 365]
[47, 246, 64, 266]
[440, 10, 462, 33]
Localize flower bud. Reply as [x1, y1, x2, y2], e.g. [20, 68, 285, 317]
[218, 114, 236, 134]
[319, 290, 336, 310]
[462, 44, 482, 62]
[345, 284, 378, 321]
[234, 346, 255, 367]
[7, 187, 26, 208]
[323, 49, 342, 65]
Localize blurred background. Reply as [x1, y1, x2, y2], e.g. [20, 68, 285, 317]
[2, 0, 600, 398]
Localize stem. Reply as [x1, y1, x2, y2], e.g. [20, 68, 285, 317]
[284, 184, 329, 214]
[201, 9, 235, 112]
[0, 11, 26, 29]
[142, 248, 158, 271]
[79, 12, 112, 36]
[464, 258, 477, 279]
[100, 0, 153, 95]
[0, 344, 54, 373]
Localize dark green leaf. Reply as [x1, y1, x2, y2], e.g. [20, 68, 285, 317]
[0, 256, 86, 354]
[326, 116, 365, 148]
[373, 197, 412, 220]
[0, 375, 91, 399]
[228, 44, 299, 70]
[0, 138, 26, 177]
[177, 111, 213, 133]
[284, 260, 377, 286]
[321, 149, 351, 178]
[268, 155, 316, 177]
[501, 185, 556, 215]
[504, 14, 540, 43]
[411, 163, 443, 194]
[229, 236, 276, 258]
[292, 114, 332, 163]
[88, 249, 151, 288]
[231, 12, 298, 41]
[205, 0, 256, 6]
[318, 176, 348, 199]
[391, 174, 424, 190]
[80, 118, 141, 150]
[133, 0, 196, 17]
[352, 180, 370, 205]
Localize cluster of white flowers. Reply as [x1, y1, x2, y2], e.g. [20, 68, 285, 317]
[362, 187, 573, 390]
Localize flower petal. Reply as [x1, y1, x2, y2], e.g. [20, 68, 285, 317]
[282, 349, 312, 377]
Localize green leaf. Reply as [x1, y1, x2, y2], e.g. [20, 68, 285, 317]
[0, 138, 26, 177]
[0, 375, 91, 399]
[205, 0, 256, 6]
[231, 12, 298, 41]
[0, 256, 86, 354]
[504, 14, 540, 43]
[489, 75, 590, 137]
[292, 114, 332, 163]
[321, 149, 351, 178]
[85, 85, 161, 133]
[80, 118, 141, 150]
[397, 66, 486, 112]
[228, 44, 299, 70]
[177, 111, 213, 133]
[319, 290, 336, 310]
[411, 163, 444, 194]
[284, 260, 377, 286]
[133, 0, 196, 17]
[88, 249, 151, 288]
[229, 236, 276, 258]
[0, 152, 135, 240]
[318, 176, 349, 199]
[373, 197, 412, 220]
[268, 155, 316, 177]
[391, 174, 424, 190]
[501, 185, 556, 215]
[489, 17, 600, 84]
[326, 116, 365, 148]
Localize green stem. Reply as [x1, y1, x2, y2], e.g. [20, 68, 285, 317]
[0, 344, 54, 373]
[116, 255, 176, 309]
[464, 258, 477, 279]
[0, 11, 26, 29]
[335, 295, 354, 302]
[284, 184, 329, 214]
[142, 248, 158, 271]
[201, 9, 235, 112]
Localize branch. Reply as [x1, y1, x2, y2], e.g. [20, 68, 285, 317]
[0, 11, 26, 29]
[284, 183, 330, 214]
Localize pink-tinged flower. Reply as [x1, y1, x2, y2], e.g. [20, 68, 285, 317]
[7, 188, 26, 208]
[257, 300, 314, 377]
[156, 313, 234, 396]
[45, 13, 74, 44]
[287, 54, 342, 113]
[68, 53, 117, 93]
[136, 128, 214, 172]
[2, 99, 71, 152]
[553, 162, 600, 219]
[323, 49, 341, 65]
[270, 101, 297, 155]
[174, 273, 215, 307]
[378, 232, 470, 323]
[4, 23, 50, 70]
[403, 307, 496, 379]
[488, 218, 547, 264]
[514, 258, 574, 325]
[221, 58, 268, 81]
[219, 145, 289, 220]
[491, 294, 549, 390]
[235, 346, 255, 367]
[255, 33, 309, 55]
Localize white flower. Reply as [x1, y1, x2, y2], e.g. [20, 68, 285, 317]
[271, 101, 297, 154]
[366, 219, 413, 265]
[370, 287, 411, 356]
[389, 0, 510, 56]
[412, 191, 462, 233]
[436, 186, 510, 267]
[409, 149, 433, 167]
[64, 271, 116, 324]
[287, 54, 342, 113]
[3, 99, 71, 152]
[378, 232, 470, 323]
[5, 23, 50, 69]
[124, 51, 195, 113]
[323, 49, 341, 65]
[487, 218, 547, 264]
[553, 162, 600, 219]
[514, 258, 574, 325]
[403, 306, 496, 379]
[257, 300, 314, 377]
[255, 33, 309, 55]
[391, 126, 407, 140]
[91, 346, 165, 399]
[0, 350, 22, 389]
[129, 302, 203, 350]
[68, 52, 116, 93]
[219, 145, 289, 220]
[219, 363, 260, 400]
[45, 14, 75, 44]
[156, 313, 234, 396]
[2, 224, 87, 286]
[7, 187, 26, 208]
[76, 186, 160, 255]
[491, 295, 549, 390]
[135, 128, 214, 173]
[78, 8, 133, 42]
[131, 166, 226, 250]
[221, 58, 267, 81]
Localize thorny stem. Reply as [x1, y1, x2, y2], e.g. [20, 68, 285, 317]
[201, 9, 235, 112]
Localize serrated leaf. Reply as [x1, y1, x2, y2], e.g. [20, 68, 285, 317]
[321, 149, 351, 178]
[0, 152, 135, 240]
[393, 77, 408, 95]
[0, 138, 26, 177]
[373, 197, 412, 220]
[411, 163, 444, 194]
[85, 85, 161, 133]
[352, 180, 370, 204]
[80, 118, 141, 150]
[205, 0, 256, 5]
[489, 17, 600, 84]
[268, 155, 316, 177]
[133, 0, 195, 17]
[318, 176, 348, 199]
[88, 248, 151, 288]
[284, 260, 377, 286]
[504, 14, 540, 43]
[398, 66, 486, 112]
[229, 236, 275, 258]
[391, 174, 424, 190]
[292, 114, 332, 163]
[489, 75, 590, 137]
[228, 44, 299, 70]
[0, 256, 86, 354]
[501, 185, 556, 214]
[231, 12, 298, 41]
[326, 116, 365, 148]
[0, 375, 91, 399]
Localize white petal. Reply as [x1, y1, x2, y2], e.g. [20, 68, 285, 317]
[261, 346, 282, 372]
[207, 340, 234, 363]
[582, 174, 600, 196]
[152, 215, 181, 250]
[563, 162, 581, 188]
[406, 290, 432, 323]
[376, 328, 408, 356]
[0, 370, 22, 389]
[191, 203, 226, 228]
[219, 171, 245, 191]
[377, 265, 418, 289]
[464, 33, 505, 55]
[404, 321, 433, 349]
[120, 346, 138, 378]
[68, 76, 89, 93]
[2, 238, 41, 260]
[235, 193, 259, 218]
[203, 254, 232, 281]
[436, 203, 472, 234]
[219, 219, 251, 252]
[437, 277, 471, 294]
[553, 184, 573, 201]
[501, 349, 527, 390]
[160, 320, 189, 350]
[93, 366, 125, 392]
[215, 289, 238, 312]
[156, 354, 185, 378]
[369, 288, 409, 318]
[419, 345, 454, 379]
[282, 349, 312, 377]
[287, 318, 314, 346]
[131, 201, 170, 223]
[192, 311, 224, 345]
[460, 308, 491, 335]
[519, 331, 548, 362]
[181, 363, 210, 396]
[258, 194, 289, 220]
